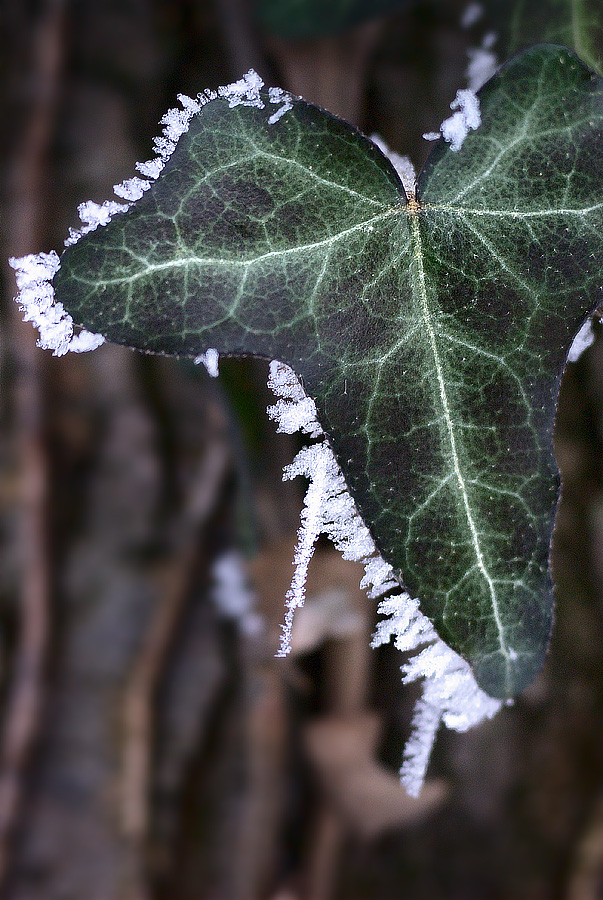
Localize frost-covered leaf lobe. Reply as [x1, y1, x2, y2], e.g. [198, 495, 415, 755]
[54, 46, 603, 699]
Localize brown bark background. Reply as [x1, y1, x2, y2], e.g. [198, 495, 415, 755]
[2, 2, 603, 898]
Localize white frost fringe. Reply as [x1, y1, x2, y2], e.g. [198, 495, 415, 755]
[461, 2, 498, 92]
[372, 597, 501, 796]
[567, 318, 596, 363]
[267, 360, 502, 796]
[422, 87, 482, 151]
[423, 7, 498, 150]
[10, 70, 292, 359]
[8, 252, 105, 356]
[194, 348, 220, 377]
[369, 134, 417, 198]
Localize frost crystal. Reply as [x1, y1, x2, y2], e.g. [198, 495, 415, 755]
[136, 158, 164, 179]
[567, 318, 596, 362]
[277, 443, 335, 655]
[219, 69, 265, 109]
[268, 86, 294, 124]
[9, 252, 105, 356]
[216, 73, 294, 125]
[194, 348, 220, 377]
[267, 360, 322, 438]
[268, 362, 395, 654]
[441, 88, 481, 152]
[277, 438, 392, 655]
[268, 361, 503, 796]
[425, 23, 497, 148]
[113, 177, 151, 202]
[10, 87, 207, 348]
[370, 134, 417, 198]
[373, 597, 502, 795]
[134, 92, 203, 191]
[66, 200, 128, 246]
[63, 89, 205, 248]
[130, 71, 290, 192]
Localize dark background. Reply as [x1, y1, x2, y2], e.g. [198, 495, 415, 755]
[2, 2, 603, 898]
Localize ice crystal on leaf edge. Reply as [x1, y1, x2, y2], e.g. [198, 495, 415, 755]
[423, 4, 496, 147]
[8, 72, 295, 357]
[8, 251, 105, 356]
[9, 70, 502, 797]
[267, 362, 502, 797]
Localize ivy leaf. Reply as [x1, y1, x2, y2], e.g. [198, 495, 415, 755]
[487, 0, 603, 74]
[52, 45, 603, 699]
[254, 0, 411, 38]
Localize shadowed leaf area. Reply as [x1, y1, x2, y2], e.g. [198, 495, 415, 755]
[54, 45, 603, 699]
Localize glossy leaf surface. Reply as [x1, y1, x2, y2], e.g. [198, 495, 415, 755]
[54, 46, 603, 698]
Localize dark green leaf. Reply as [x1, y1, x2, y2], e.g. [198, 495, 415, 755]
[488, 0, 603, 74]
[54, 46, 603, 699]
[255, 0, 411, 39]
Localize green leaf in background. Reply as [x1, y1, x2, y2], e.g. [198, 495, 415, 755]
[53, 45, 603, 699]
[487, 0, 603, 74]
[255, 0, 411, 39]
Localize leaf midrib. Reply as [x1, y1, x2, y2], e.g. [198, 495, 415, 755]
[409, 211, 515, 683]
